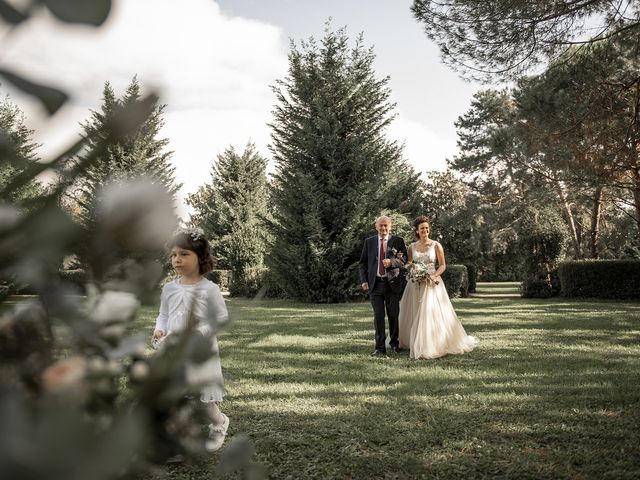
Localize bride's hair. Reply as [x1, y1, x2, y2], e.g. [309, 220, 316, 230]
[413, 215, 430, 239]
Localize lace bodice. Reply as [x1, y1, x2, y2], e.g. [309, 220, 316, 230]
[412, 241, 437, 264]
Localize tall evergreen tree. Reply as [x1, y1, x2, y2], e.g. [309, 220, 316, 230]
[268, 25, 423, 303]
[70, 77, 181, 229]
[187, 142, 270, 290]
[0, 95, 45, 203]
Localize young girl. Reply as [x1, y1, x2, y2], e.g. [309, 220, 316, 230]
[152, 228, 229, 452]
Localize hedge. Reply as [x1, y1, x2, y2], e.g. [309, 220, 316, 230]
[558, 260, 640, 299]
[441, 264, 469, 298]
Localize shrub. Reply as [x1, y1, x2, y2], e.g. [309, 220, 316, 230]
[228, 267, 284, 298]
[442, 264, 469, 298]
[558, 260, 640, 299]
[518, 206, 567, 298]
[207, 269, 231, 291]
[229, 267, 262, 297]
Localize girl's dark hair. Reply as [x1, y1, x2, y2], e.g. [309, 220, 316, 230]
[413, 215, 430, 240]
[169, 232, 215, 275]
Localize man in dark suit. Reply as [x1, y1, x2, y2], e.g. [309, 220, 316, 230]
[358, 215, 407, 356]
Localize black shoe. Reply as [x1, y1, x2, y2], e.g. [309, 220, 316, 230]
[371, 349, 387, 357]
[391, 345, 401, 354]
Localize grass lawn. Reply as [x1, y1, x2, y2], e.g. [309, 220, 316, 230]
[133, 282, 640, 479]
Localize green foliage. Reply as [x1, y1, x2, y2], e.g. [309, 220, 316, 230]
[1, 4, 256, 476]
[0, 96, 45, 203]
[441, 264, 469, 298]
[518, 206, 568, 298]
[0, 84, 250, 480]
[206, 269, 231, 291]
[449, 90, 550, 276]
[411, 0, 640, 80]
[515, 35, 640, 236]
[70, 78, 181, 231]
[268, 24, 423, 302]
[452, 77, 638, 265]
[0, 95, 220, 477]
[187, 143, 270, 289]
[558, 260, 640, 299]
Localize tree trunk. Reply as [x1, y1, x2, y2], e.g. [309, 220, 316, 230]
[634, 168, 640, 228]
[554, 180, 582, 258]
[589, 185, 604, 258]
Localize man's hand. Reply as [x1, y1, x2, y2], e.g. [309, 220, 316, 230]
[361, 282, 369, 292]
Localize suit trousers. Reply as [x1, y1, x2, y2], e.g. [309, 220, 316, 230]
[370, 277, 400, 351]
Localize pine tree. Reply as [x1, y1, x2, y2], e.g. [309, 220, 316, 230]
[268, 24, 422, 302]
[187, 142, 270, 292]
[70, 77, 181, 229]
[0, 95, 45, 203]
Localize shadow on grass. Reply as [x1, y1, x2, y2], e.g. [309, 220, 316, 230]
[151, 295, 640, 479]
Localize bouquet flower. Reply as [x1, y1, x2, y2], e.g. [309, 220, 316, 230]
[406, 261, 438, 285]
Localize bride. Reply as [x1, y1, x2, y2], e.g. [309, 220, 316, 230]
[398, 215, 478, 359]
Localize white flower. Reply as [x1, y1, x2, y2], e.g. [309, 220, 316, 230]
[91, 290, 140, 324]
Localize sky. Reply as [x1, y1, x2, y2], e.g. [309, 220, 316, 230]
[0, 0, 483, 217]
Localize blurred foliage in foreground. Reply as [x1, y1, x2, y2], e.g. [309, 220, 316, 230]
[0, 96, 258, 479]
[0, 1, 259, 478]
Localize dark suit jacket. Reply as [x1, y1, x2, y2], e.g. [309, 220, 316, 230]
[358, 234, 408, 293]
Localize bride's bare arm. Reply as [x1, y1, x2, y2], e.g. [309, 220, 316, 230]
[434, 242, 446, 279]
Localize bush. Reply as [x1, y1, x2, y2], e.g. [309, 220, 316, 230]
[229, 267, 285, 298]
[518, 206, 567, 298]
[207, 270, 231, 291]
[229, 267, 262, 297]
[558, 260, 640, 299]
[464, 263, 477, 293]
[442, 264, 469, 298]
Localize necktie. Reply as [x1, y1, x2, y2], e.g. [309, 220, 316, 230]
[378, 237, 386, 276]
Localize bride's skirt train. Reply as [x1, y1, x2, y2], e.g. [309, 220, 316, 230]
[398, 280, 477, 359]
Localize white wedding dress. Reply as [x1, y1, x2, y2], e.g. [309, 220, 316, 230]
[398, 242, 478, 359]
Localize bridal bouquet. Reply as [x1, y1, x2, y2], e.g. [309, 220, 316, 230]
[406, 261, 438, 285]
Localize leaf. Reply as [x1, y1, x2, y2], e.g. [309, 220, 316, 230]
[0, 68, 68, 115]
[0, 0, 29, 24]
[42, 0, 112, 26]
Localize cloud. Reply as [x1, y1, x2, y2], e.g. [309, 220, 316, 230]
[1, 0, 458, 219]
[0, 0, 288, 217]
[387, 112, 454, 175]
